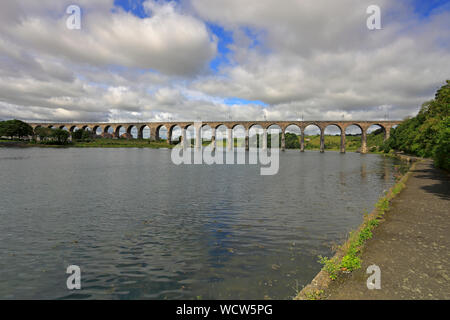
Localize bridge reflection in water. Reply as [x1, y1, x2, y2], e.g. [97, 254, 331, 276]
[28, 120, 401, 154]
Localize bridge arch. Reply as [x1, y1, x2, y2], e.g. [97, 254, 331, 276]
[92, 126, 102, 136]
[215, 124, 229, 149]
[323, 124, 343, 152]
[285, 124, 302, 150]
[303, 124, 323, 152]
[125, 125, 137, 139]
[182, 124, 195, 147]
[214, 123, 228, 130]
[366, 124, 387, 151]
[264, 123, 281, 130]
[248, 124, 264, 149]
[201, 124, 213, 147]
[115, 125, 128, 139]
[169, 124, 182, 144]
[138, 125, 150, 140]
[368, 123, 386, 132]
[343, 123, 363, 133]
[344, 124, 366, 153]
[267, 124, 282, 150]
[104, 125, 113, 134]
[155, 124, 167, 141]
[232, 124, 246, 149]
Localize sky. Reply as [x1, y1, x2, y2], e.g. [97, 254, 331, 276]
[0, 0, 449, 123]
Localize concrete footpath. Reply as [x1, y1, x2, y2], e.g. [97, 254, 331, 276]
[325, 160, 450, 299]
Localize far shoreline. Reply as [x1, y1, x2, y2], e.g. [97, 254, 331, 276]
[0, 139, 387, 154]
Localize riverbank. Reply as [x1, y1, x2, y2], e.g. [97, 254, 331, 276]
[1, 132, 383, 151]
[0, 137, 382, 152]
[0, 139, 175, 149]
[296, 159, 449, 300]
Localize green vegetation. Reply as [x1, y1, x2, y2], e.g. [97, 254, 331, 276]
[72, 138, 174, 148]
[0, 119, 33, 139]
[50, 129, 70, 145]
[33, 127, 70, 145]
[203, 130, 384, 152]
[317, 166, 411, 280]
[381, 80, 450, 170]
[296, 131, 384, 152]
[0, 120, 176, 148]
[303, 289, 325, 300]
[71, 129, 92, 141]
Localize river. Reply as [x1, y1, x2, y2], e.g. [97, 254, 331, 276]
[0, 147, 406, 299]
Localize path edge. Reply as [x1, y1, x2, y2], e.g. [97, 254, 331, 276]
[294, 155, 422, 300]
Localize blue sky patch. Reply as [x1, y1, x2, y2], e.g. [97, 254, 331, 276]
[207, 23, 234, 72]
[410, 0, 450, 17]
[223, 98, 268, 107]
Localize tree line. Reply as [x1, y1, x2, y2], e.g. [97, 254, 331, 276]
[0, 120, 72, 145]
[381, 80, 449, 170]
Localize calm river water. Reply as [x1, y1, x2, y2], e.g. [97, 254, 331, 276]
[0, 148, 405, 299]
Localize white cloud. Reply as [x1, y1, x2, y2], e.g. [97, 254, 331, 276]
[189, 0, 450, 120]
[0, 0, 449, 122]
[1, 0, 216, 76]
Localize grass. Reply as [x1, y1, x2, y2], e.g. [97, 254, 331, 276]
[301, 133, 384, 152]
[303, 289, 325, 300]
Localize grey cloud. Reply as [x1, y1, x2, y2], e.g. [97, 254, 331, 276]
[0, 0, 449, 123]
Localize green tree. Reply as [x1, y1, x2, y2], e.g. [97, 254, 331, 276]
[383, 80, 449, 170]
[433, 117, 450, 171]
[34, 127, 53, 141]
[285, 132, 301, 149]
[0, 120, 33, 139]
[51, 129, 70, 145]
[71, 129, 91, 141]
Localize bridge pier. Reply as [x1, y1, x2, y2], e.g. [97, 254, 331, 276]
[300, 130, 305, 152]
[113, 127, 120, 139]
[384, 127, 391, 141]
[227, 128, 233, 151]
[181, 128, 187, 149]
[167, 129, 172, 144]
[149, 127, 157, 142]
[320, 129, 325, 153]
[281, 131, 286, 151]
[262, 129, 267, 150]
[340, 134, 346, 153]
[361, 129, 368, 154]
[211, 128, 216, 150]
[245, 129, 249, 151]
[195, 124, 201, 149]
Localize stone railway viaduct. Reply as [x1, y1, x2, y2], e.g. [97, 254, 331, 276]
[28, 120, 402, 154]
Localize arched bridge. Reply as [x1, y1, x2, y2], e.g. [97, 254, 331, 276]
[28, 120, 402, 153]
